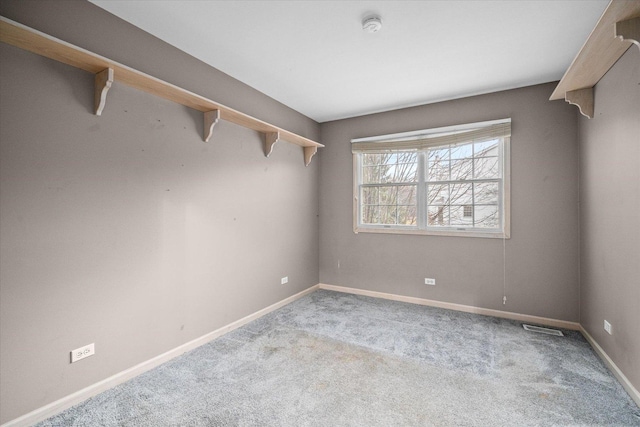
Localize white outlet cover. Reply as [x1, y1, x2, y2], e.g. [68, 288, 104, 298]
[425, 278, 436, 285]
[281, 276, 288, 285]
[71, 343, 95, 363]
[604, 320, 612, 335]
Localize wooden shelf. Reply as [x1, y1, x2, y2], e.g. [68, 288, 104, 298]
[550, 0, 640, 118]
[0, 16, 323, 165]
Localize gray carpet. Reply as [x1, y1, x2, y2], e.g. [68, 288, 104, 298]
[37, 290, 640, 426]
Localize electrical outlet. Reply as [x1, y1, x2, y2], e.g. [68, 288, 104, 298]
[281, 276, 288, 285]
[424, 278, 436, 286]
[70, 343, 95, 363]
[604, 320, 612, 335]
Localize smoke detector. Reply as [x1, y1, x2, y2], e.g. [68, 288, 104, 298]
[362, 15, 383, 33]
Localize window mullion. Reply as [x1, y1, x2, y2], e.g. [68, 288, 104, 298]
[471, 145, 476, 227]
[472, 182, 476, 227]
[498, 137, 504, 229]
[417, 151, 426, 229]
[357, 154, 363, 227]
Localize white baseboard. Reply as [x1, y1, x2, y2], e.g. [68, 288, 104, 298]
[6, 283, 637, 426]
[1, 284, 319, 427]
[580, 326, 640, 407]
[318, 283, 581, 330]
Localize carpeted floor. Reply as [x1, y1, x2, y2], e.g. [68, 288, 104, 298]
[38, 290, 640, 426]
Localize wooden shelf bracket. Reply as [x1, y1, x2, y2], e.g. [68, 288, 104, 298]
[264, 132, 280, 157]
[615, 17, 640, 49]
[304, 146, 318, 167]
[203, 110, 220, 142]
[94, 68, 113, 116]
[550, 1, 640, 119]
[565, 88, 594, 119]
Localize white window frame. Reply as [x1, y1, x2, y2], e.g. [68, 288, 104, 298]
[352, 119, 511, 239]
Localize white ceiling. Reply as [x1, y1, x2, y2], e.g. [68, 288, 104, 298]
[89, 0, 609, 123]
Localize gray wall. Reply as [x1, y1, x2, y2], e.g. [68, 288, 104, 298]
[579, 47, 640, 391]
[0, 1, 319, 423]
[319, 83, 581, 322]
[2, 0, 637, 423]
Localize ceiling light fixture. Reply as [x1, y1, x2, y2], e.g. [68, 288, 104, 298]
[362, 15, 383, 33]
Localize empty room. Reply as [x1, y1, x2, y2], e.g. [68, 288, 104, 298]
[0, 0, 639, 425]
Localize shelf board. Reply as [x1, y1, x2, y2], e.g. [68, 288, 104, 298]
[550, 0, 640, 118]
[0, 16, 323, 165]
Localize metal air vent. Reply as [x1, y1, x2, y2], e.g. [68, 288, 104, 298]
[523, 324, 564, 336]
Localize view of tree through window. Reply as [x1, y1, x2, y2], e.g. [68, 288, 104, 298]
[354, 119, 509, 237]
[361, 151, 417, 225]
[426, 138, 500, 228]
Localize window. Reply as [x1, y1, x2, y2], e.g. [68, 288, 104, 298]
[353, 119, 510, 238]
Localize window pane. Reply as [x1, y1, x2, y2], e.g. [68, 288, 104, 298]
[473, 157, 499, 179]
[474, 205, 499, 228]
[450, 206, 473, 226]
[362, 166, 380, 184]
[397, 206, 417, 226]
[380, 166, 395, 183]
[361, 205, 379, 224]
[397, 151, 417, 163]
[428, 206, 449, 226]
[450, 183, 473, 205]
[474, 182, 499, 205]
[451, 159, 473, 180]
[397, 185, 417, 205]
[399, 163, 418, 182]
[474, 139, 499, 157]
[362, 153, 381, 166]
[428, 146, 449, 162]
[383, 162, 417, 183]
[378, 186, 398, 205]
[427, 184, 449, 205]
[366, 151, 417, 184]
[361, 187, 379, 205]
[379, 206, 397, 225]
[450, 142, 473, 160]
[428, 160, 449, 181]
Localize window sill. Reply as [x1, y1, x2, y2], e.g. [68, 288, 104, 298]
[354, 226, 510, 239]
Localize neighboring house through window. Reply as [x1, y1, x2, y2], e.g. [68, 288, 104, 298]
[352, 118, 511, 238]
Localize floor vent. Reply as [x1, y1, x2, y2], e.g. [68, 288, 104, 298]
[522, 324, 564, 336]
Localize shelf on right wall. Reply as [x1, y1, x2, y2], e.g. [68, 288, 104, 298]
[550, 0, 640, 118]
